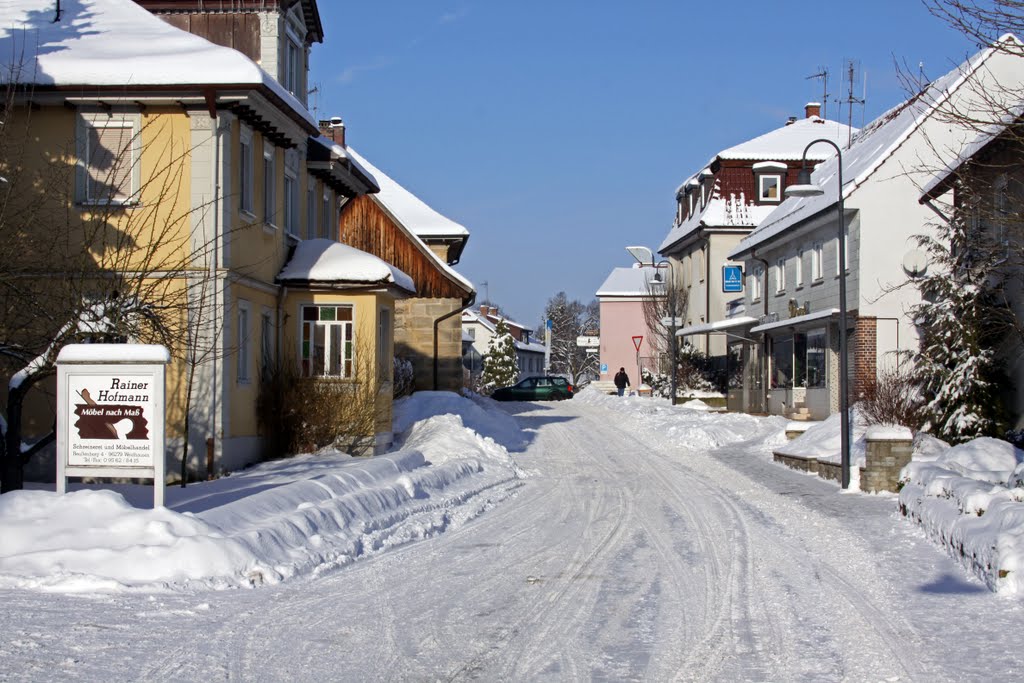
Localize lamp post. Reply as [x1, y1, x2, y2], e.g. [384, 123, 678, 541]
[626, 246, 679, 404]
[785, 140, 850, 489]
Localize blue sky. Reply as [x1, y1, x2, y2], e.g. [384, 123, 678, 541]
[310, 1, 977, 330]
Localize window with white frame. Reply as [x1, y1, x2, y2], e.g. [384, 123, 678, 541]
[301, 304, 354, 378]
[76, 113, 141, 204]
[775, 257, 786, 293]
[237, 301, 251, 384]
[261, 309, 274, 382]
[812, 241, 823, 281]
[378, 308, 391, 381]
[757, 174, 782, 203]
[836, 226, 850, 275]
[239, 124, 254, 215]
[751, 264, 763, 301]
[321, 192, 331, 238]
[306, 178, 317, 240]
[263, 142, 276, 227]
[795, 249, 804, 288]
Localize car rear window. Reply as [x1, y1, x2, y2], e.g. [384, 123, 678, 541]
[552, 378, 568, 386]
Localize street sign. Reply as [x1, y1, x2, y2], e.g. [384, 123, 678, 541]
[723, 265, 743, 293]
[660, 317, 684, 327]
[632, 335, 644, 352]
[576, 335, 600, 348]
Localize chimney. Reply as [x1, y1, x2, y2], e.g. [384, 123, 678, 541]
[785, 116, 798, 126]
[318, 116, 346, 145]
[480, 305, 490, 317]
[805, 102, 821, 118]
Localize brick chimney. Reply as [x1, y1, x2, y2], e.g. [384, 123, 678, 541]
[805, 102, 821, 118]
[318, 116, 346, 145]
[480, 305, 490, 317]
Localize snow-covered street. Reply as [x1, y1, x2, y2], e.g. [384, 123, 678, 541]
[3, 392, 1024, 681]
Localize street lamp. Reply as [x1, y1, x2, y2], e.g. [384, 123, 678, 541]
[626, 246, 679, 405]
[785, 139, 851, 490]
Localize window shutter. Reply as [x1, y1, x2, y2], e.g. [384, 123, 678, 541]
[88, 125, 133, 202]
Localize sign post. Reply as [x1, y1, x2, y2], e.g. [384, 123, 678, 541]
[632, 335, 644, 394]
[56, 344, 170, 508]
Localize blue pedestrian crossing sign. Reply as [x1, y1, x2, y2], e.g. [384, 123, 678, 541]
[722, 265, 743, 293]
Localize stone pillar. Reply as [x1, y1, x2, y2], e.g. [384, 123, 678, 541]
[863, 425, 913, 493]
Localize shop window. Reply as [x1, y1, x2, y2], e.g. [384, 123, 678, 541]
[806, 328, 826, 387]
[771, 336, 793, 388]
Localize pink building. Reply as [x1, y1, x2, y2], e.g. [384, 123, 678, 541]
[595, 264, 662, 388]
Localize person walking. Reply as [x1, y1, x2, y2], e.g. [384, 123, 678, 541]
[614, 367, 630, 397]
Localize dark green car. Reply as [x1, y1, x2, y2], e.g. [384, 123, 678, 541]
[491, 376, 575, 401]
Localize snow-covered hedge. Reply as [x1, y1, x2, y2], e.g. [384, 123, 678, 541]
[899, 436, 1024, 593]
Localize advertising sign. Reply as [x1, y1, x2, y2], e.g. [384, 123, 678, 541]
[723, 265, 743, 293]
[56, 344, 169, 507]
[66, 374, 157, 468]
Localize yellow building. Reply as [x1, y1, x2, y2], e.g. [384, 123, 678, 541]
[0, 0, 408, 485]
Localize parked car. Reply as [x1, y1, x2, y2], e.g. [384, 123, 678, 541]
[491, 376, 574, 401]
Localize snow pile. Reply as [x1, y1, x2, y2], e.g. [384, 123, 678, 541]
[774, 410, 870, 466]
[899, 437, 1024, 593]
[575, 387, 788, 453]
[0, 392, 523, 593]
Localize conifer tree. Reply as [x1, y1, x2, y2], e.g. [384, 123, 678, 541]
[910, 208, 1010, 442]
[481, 319, 519, 392]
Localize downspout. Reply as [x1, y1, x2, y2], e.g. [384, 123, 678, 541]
[210, 112, 221, 477]
[751, 249, 770, 412]
[922, 197, 951, 224]
[701, 230, 712, 355]
[432, 292, 476, 390]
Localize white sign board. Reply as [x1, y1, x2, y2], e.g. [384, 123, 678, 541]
[576, 335, 600, 348]
[56, 344, 169, 507]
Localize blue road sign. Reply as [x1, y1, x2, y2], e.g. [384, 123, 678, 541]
[722, 265, 743, 293]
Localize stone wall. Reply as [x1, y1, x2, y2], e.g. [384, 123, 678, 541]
[395, 297, 464, 392]
[773, 426, 912, 492]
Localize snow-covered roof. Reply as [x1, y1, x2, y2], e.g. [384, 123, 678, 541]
[513, 339, 547, 354]
[731, 36, 1021, 259]
[57, 344, 170, 364]
[660, 116, 854, 253]
[346, 148, 470, 240]
[0, 0, 315, 127]
[676, 316, 757, 337]
[659, 194, 780, 252]
[717, 116, 853, 161]
[341, 147, 474, 294]
[277, 239, 415, 293]
[596, 265, 661, 297]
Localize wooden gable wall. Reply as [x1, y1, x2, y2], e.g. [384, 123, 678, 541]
[339, 196, 471, 300]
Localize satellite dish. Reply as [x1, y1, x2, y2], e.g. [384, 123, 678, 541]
[902, 249, 928, 277]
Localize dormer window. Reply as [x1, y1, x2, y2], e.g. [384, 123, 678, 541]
[752, 161, 788, 204]
[698, 168, 713, 208]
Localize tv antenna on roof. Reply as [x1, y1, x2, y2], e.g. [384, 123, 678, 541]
[806, 67, 830, 119]
[840, 58, 866, 147]
[480, 281, 491, 305]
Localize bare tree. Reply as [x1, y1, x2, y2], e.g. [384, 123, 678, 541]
[0, 99, 226, 492]
[895, 4, 1024, 437]
[543, 292, 598, 386]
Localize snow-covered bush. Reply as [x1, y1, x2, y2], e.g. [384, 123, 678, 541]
[480, 320, 519, 393]
[858, 366, 926, 430]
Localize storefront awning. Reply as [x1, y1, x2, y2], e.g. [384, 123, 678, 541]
[676, 316, 758, 337]
[749, 309, 839, 334]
